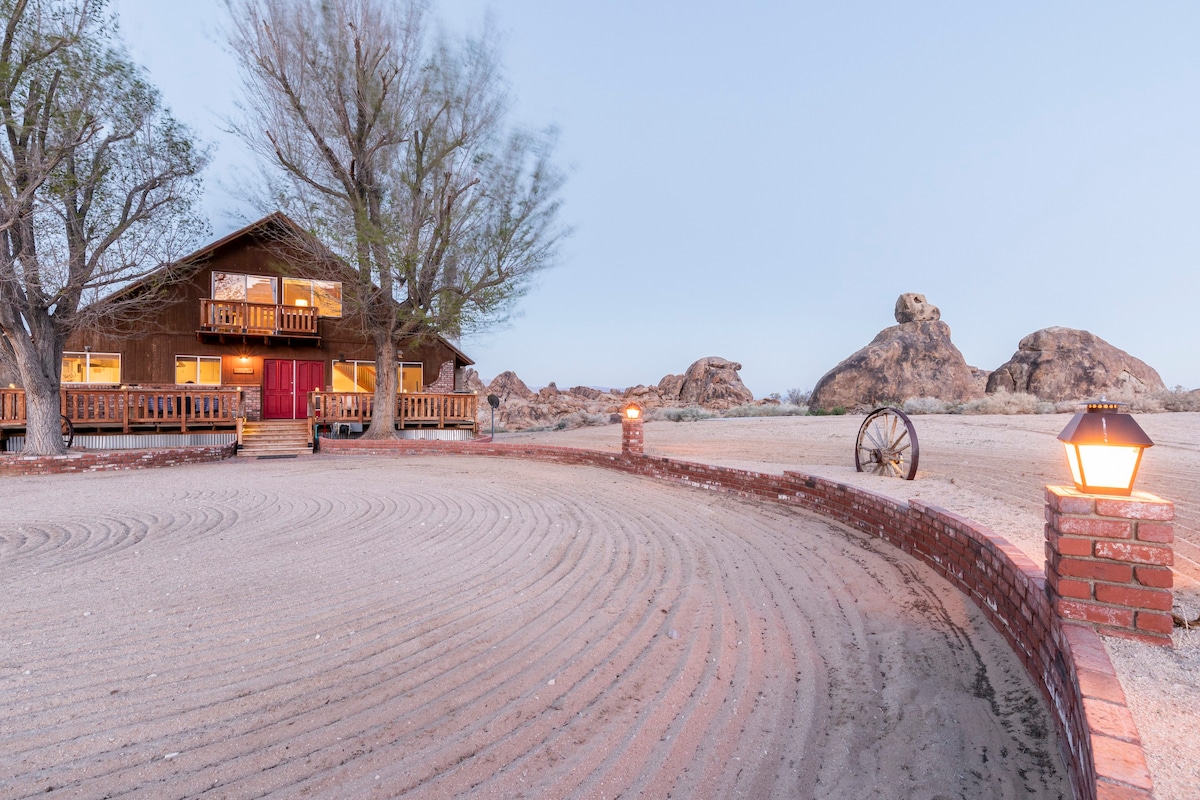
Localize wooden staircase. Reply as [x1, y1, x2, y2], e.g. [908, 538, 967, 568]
[238, 419, 313, 457]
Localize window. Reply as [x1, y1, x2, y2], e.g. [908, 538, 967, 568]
[175, 356, 222, 385]
[402, 363, 422, 393]
[284, 278, 342, 317]
[212, 272, 278, 305]
[61, 352, 121, 384]
[333, 361, 375, 393]
[331, 361, 423, 393]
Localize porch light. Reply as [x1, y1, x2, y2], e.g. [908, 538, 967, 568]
[1057, 402, 1153, 496]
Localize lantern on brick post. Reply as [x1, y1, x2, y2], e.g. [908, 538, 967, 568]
[1057, 401, 1153, 496]
[1046, 401, 1174, 644]
[622, 401, 644, 456]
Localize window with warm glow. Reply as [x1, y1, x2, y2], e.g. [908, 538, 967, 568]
[61, 352, 121, 384]
[331, 361, 422, 392]
[175, 356, 222, 385]
[283, 277, 342, 317]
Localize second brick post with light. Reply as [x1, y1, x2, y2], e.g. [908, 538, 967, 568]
[621, 402, 644, 456]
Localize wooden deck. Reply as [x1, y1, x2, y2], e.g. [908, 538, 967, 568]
[1, 387, 244, 433]
[0, 388, 478, 435]
[311, 391, 478, 431]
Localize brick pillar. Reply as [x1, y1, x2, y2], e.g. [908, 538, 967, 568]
[622, 414, 644, 456]
[1045, 485, 1174, 645]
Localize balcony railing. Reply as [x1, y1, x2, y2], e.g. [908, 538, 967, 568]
[199, 298, 318, 337]
[311, 391, 478, 431]
[0, 387, 243, 433]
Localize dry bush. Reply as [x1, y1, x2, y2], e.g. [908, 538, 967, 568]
[955, 392, 1056, 415]
[723, 403, 809, 418]
[902, 397, 952, 415]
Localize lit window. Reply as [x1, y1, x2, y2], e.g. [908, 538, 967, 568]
[331, 361, 421, 392]
[284, 277, 342, 318]
[61, 352, 121, 384]
[175, 356, 222, 385]
[333, 361, 376, 393]
[401, 363, 422, 393]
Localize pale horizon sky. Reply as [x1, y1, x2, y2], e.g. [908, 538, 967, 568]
[112, 1, 1199, 396]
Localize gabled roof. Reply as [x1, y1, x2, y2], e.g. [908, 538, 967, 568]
[105, 212, 474, 366]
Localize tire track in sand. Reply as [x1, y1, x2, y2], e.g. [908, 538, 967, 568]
[1, 456, 1068, 799]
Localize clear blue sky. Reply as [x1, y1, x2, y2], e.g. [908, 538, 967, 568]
[112, 1, 1200, 396]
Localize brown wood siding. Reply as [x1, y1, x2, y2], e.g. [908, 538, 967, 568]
[62, 224, 469, 391]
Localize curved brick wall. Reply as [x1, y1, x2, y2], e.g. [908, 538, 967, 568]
[322, 436, 1155, 800]
[0, 442, 237, 476]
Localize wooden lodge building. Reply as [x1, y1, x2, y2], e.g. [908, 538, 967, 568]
[0, 213, 479, 452]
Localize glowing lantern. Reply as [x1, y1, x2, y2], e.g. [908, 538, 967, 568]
[1057, 402, 1153, 496]
[624, 403, 642, 420]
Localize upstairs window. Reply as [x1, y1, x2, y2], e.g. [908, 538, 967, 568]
[212, 272, 277, 305]
[175, 356, 222, 385]
[283, 278, 342, 317]
[62, 352, 121, 384]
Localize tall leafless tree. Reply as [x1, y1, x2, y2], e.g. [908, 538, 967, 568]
[0, 0, 208, 455]
[226, 0, 566, 437]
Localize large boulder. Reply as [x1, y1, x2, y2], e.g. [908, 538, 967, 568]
[675, 357, 755, 409]
[486, 370, 536, 402]
[810, 304, 984, 411]
[987, 327, 1165, 401]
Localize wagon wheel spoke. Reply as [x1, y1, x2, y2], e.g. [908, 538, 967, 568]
[854, 407, 919, 480]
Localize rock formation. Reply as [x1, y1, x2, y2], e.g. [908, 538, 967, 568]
[476, 356, 757, 431]
[986, 327, 1165, 401]
[893, 293, 941, 323]
[676, 357, 755, 409]
[809, 294, 984, 411]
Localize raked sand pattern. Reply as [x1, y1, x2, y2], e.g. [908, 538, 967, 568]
[1, 456, 1068, 799]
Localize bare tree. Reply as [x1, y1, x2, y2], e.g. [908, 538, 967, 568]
[0, 0, 208, 454]
[226, 0, 566, 438]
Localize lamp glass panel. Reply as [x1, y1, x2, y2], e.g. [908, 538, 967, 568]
[1074, 443, 1142, 491]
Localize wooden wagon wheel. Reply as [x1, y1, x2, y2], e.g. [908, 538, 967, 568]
[60, 414, 75, 449]
[855, 407, 919, 480]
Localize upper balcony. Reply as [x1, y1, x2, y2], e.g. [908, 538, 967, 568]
[198, 298, 320, 345]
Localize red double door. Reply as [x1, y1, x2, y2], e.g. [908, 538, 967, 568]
[263, 359, 324, 420]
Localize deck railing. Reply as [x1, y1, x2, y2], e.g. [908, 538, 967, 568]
[200, 299, 318, 336]
[311, 391, 478, 431]
[0, 387, 243, 433]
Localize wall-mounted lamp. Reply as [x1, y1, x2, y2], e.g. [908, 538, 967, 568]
[1057, 401, 1153, 496]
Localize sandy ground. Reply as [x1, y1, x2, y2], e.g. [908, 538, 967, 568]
[504, 412, 1200, 799]
[0, 455, 1070, 799]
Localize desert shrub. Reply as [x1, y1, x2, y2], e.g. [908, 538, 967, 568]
[808, 406, 847, 416]
[955, 392, 1054, 415]
[902, 397, 952, 415]
[722, 403, 809, 418]
[1133, 386, 1200, 413]
[551, 411, 613, 431]
[655, 406, 717, 422]
[784, 388, 811, 406]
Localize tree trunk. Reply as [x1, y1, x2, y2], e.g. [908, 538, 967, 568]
[23, 379, 66, 456]
[362, 333, 399, 439]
